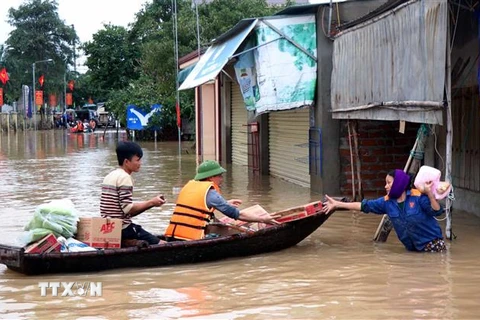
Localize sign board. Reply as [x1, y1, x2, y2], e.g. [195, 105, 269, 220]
[35, 90, 43, 106]
[126, 104, 162, 130]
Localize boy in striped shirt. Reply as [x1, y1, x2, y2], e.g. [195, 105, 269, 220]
[100, 141, 165, 245]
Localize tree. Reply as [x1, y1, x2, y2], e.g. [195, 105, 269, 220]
[82, 24, 141, 101]
[79, 0, 291, 139]
[119, 0, 285, 139]
[3, 0, 76, 102]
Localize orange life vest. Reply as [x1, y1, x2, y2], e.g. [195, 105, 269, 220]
[164, 180, 218, 241]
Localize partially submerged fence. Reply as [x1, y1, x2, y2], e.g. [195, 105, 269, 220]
[0, 112, 54, 133]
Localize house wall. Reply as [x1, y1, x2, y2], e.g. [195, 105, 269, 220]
[311, 0, 389, 195]
[447, 7, 480, 217]
[198, 83, 217, 161]
[311, 8, 339, 195]
[339, 120, 419, 199]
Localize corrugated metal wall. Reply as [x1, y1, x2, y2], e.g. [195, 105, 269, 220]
[452, 87, 480, 192]
[231, 82, 248, 166]
[331, 0, 447, 124]
[269, 108, 310, 187]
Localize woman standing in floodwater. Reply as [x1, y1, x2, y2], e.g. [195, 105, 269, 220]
[323, 169, 446, 252]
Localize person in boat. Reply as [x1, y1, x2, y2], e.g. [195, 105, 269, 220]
[89, 119, 96, 132]
[100, 141, 166, 245]
[70, 119, 84, 133]
[322, 169, 446, 252]
[164, 160, 281, 241]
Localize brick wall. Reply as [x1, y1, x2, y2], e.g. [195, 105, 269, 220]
[339, 120, 419, 199]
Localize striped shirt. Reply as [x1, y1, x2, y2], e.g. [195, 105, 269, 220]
[100, 168, 134, 226]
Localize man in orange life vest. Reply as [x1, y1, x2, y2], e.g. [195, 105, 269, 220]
[165, 160, 280, 241]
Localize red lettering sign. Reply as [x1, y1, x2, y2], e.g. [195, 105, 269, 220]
[100, 222, 115, 234]
[35, 90, 43, 106]
[66, 93, 73, 106]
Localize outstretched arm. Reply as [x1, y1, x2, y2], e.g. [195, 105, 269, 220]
[322, 195, 361, 214]
[238, 209, 281, 225]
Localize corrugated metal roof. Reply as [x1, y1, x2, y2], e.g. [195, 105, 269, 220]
[275, 0, 349, 16]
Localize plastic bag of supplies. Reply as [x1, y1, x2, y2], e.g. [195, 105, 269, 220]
[20, 199, 80, 245]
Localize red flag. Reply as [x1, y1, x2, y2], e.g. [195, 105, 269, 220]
[175, 101, 181, 128]
[38, 74, 45, 88]
[0, 68, 9, 85]
[68, 80, 74, 91]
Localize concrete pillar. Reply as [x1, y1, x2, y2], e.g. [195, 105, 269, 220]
[310, 8, 340, 195]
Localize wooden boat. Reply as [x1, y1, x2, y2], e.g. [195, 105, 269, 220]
[0, 201, 328, 275]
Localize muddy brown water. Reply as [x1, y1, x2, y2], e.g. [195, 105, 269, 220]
[0, 130, 479, 319]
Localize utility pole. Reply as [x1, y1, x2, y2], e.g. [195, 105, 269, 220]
[193, 0, 203, 162]
[173, 0, 181, 155]
[32, 62, 36, 131]
[72, 24, 76, 74]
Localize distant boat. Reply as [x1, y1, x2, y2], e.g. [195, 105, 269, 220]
[0, 201, 328, 275]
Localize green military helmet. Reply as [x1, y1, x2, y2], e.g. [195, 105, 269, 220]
[194, 160, 227, 181]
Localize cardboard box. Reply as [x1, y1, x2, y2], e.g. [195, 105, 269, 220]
[76, 217, 122, 248]
[275, 201, 323, 223]
[25, 233, 61, 254]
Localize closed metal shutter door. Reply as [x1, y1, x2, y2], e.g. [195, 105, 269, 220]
[231, 82, 248, 166]
[269, 108, 310, 187]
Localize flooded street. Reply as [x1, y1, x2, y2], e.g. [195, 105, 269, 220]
[1, 130, 479, 320]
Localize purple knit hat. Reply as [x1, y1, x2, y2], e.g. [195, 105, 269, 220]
[389, 169, 410, 199]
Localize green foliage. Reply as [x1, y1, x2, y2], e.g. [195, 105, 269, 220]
[82, 24, 141, 101]
[2, 0, 293, 138]
[106, 0, 284, 140]
[3, 0, 76, 102]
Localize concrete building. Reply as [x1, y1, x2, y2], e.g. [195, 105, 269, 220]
[179, 0, 479, 227]
[179, 0, 386, 194]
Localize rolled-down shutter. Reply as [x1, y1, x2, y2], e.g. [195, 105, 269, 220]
[269, 108, 310, 187]
[231, 82, 248, 166]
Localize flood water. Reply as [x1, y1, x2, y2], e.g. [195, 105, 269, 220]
[0, 130, 479, 319]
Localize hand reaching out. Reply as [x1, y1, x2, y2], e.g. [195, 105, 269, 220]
[322, 195, 338, 214]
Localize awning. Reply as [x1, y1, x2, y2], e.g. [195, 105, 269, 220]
[178, 62, 197, 86]
[179, 19, 258, 91]
[330, 0, 447, 125]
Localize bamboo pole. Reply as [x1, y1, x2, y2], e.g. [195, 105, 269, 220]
[352, 120, 363, 199]
[347, 121, 356, 201]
